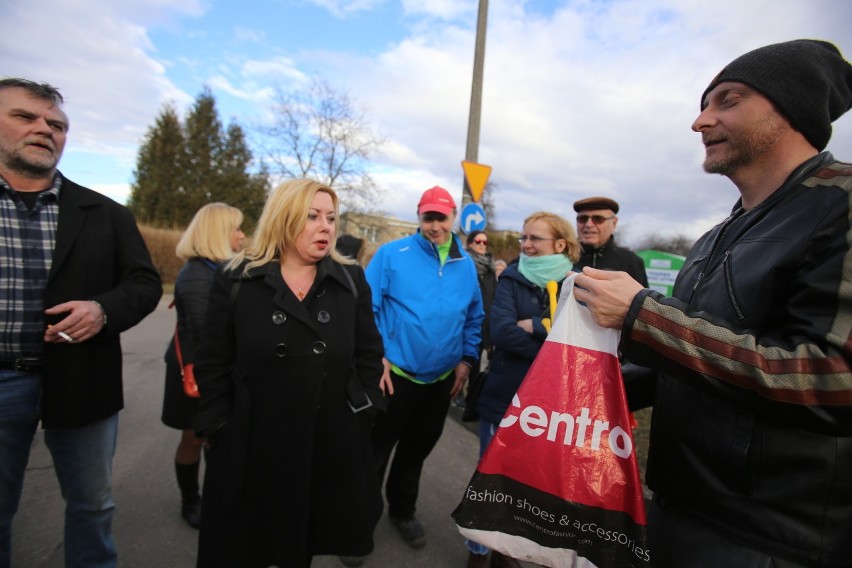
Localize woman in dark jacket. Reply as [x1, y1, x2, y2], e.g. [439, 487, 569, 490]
[161, 202, 244, 528]
[467, 211, 580, 568]
[193, 179, 385, 568]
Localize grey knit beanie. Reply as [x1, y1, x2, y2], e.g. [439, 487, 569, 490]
[701, 39, 852, 151]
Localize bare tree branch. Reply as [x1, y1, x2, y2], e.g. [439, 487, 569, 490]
[255, 77, 385, 211]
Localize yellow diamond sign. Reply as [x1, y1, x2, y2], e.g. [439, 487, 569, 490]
[462, 161, 492, 203]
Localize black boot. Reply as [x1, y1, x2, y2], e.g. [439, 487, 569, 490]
[175, 461, 201, 528]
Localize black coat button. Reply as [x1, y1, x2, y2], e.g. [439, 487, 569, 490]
[274, 343, 289, 357]
[272, 311, 286, 325]
[317, 311, 331, 324]
[312, 341, 327, 355]
[316, 286, 326, 298]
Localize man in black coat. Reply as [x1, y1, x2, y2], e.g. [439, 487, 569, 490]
[573, 196, 648, 286]
[0, 79, 161, 567]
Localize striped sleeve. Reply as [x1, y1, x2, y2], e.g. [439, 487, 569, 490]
[628, 293, 852, 407]
[620, 163, 852, 432]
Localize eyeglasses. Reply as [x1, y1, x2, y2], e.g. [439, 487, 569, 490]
[576, 214, 615, 225]
[518, 235, 556, 244]
[421, 213, 448, 223]
[473, 239, 488, 245]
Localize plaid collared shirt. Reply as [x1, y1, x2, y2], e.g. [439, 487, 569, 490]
[0, 172, 61, 360]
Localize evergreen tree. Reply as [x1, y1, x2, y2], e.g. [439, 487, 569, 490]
[129, 90, 268, 229]
[217, 123, 267, 226]
[183, 89, 224, 215]
[128, 104, 185, 226]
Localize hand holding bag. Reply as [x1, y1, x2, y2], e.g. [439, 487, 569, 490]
[453, 273, 650, 567]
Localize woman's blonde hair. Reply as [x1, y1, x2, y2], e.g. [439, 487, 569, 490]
[523, 211, 581, 263]
[175, 202, 243, 262]
[228, 178, 352, 273]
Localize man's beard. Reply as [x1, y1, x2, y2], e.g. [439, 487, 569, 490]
[703, 110, 788, 176]
[0, 148, 58, 179]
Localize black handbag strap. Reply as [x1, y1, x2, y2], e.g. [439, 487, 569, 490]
[340, 266, 372, 413]
[173, 324, 186, 372]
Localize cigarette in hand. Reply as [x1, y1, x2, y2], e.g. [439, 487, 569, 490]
[57, 331, 74, 343]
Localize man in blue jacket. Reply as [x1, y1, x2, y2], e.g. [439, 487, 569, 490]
[365, 186, 483, 552]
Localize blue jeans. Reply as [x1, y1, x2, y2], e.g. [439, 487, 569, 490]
[0, 370, 118, 568]
[465, 420, 498, 556]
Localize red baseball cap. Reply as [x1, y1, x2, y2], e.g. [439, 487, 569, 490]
[417, 186, 456, 216]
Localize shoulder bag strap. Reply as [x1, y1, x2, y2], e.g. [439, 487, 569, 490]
[340, 266, 372, 413]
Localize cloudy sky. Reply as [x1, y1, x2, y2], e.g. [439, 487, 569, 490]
[4, 0, 852, 246]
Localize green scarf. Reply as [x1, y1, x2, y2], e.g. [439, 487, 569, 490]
[518, 253, 573, 288]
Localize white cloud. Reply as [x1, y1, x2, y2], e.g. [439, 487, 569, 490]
[206, 75, 275, 103]
[400, 0, 476, 21]
[308, 0, 390, 18]
[91, 183, 133, 204]
[0, 1, 196, 184]
[234, 26, 266, 43]
[241, 56, 306, 81]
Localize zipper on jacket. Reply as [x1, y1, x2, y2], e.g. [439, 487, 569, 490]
[687, 257, 706, 298]
[425, 241, 444, 278]
[430, 239, 466, 278]
[722, 250, 746, 323]
[689, 208, 743, 302]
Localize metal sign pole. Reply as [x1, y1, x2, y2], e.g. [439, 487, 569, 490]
[462, 0, 489, 209]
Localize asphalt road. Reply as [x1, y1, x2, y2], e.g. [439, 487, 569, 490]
[11, 297, 510, 568]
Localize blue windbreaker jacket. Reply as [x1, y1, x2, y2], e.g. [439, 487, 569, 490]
[365, 231, 484, 383]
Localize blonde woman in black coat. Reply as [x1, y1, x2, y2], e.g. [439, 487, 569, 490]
[162, 203, 244, 528]
[193, 179, 386, 568]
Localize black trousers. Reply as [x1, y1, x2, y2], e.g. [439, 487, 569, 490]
[370, 371, 453, 520]
[649, 495, 810, 568]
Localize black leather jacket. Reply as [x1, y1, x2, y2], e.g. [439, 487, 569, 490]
[622, 153, 852, 567]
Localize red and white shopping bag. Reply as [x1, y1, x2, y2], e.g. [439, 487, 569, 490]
[453, 274, 651, 568]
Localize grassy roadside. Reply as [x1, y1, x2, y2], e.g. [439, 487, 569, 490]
[138, 223, 183, 287]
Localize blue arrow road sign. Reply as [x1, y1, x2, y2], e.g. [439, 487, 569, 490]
[461, 203, 486, 233]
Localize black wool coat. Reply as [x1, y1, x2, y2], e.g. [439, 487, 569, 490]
[42, 176, 162, 428]
[574, 236, 649, 287]
[162, 258, 216, 429]
[193, 256, 385, 568]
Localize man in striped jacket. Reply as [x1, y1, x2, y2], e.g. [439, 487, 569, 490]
[575, 40, 852, 568]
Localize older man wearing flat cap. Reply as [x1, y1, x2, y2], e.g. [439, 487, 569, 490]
[572, 196, 648, 286]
